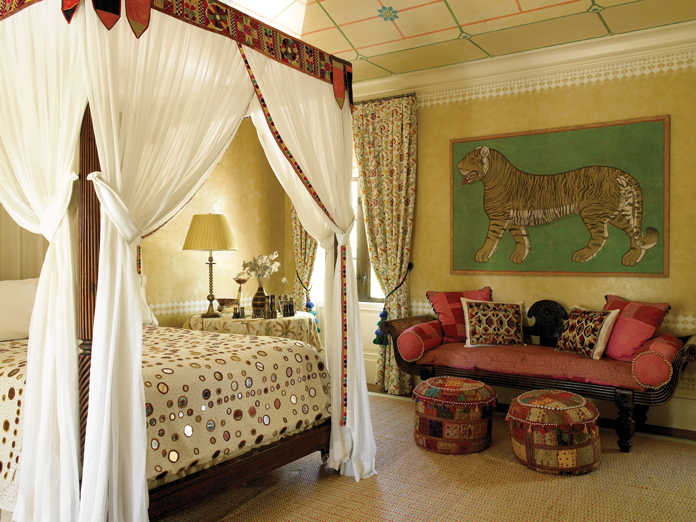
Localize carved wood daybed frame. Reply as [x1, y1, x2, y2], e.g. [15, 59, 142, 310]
[381, 311, 696, 454]
[77, 107, 331, 519]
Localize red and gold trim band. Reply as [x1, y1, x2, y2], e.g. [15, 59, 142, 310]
[0, 0, 41, 20]
[237, 42, 338, 228]
[152, 0, 333, 84]
[340, 245, 348, 427]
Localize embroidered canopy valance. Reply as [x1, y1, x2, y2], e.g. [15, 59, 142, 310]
[0, 0, 354, 106]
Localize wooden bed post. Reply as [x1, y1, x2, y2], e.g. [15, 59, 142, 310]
[78, 105, 101, 461]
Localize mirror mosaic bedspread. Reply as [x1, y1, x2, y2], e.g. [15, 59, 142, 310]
[0, 326, 331, 510]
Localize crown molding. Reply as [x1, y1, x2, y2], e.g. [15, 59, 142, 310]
[353, 20, 696, 101]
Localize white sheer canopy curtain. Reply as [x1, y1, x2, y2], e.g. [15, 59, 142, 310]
[246, 49, 376, 480]
[0, 1, 86, 520]
[76, 5, 254, 520]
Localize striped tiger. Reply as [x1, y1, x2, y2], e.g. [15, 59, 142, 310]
[456, 146, 659, 266]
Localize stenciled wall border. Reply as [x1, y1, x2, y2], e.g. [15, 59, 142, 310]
[416, 49, 695, 108]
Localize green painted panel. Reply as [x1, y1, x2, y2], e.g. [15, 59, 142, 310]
[451, 119, 667, 275]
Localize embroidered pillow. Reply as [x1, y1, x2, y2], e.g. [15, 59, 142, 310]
[603, 295, 670, 361]
[461, 299, 524, 347]
[556, 307, 620, 359]
[397, 321, 443, 362]
[426, 287, 492, 344]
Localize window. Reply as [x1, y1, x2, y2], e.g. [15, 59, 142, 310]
[351, 168, 384, 302]
[309, 163, 384, 304]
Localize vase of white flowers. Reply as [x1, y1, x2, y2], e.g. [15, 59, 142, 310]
[242, 252, 281, 312]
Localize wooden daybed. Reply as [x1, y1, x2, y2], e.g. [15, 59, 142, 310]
[381, 309, 696, 454]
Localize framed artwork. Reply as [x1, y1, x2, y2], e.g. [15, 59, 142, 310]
[450, 116, 669, 277]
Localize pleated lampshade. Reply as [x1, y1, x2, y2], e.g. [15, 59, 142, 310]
[182, 214, 237, 251]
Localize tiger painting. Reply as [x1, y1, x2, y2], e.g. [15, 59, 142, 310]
[456, 146, 659, 266]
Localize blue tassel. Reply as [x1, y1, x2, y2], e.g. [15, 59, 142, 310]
[373, 307, 390, 346]
[304, 291, 320, 333]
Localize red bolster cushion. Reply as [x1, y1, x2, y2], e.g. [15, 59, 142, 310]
[397, 321, 443, 362]
[632, 334, 682, 390]
[426, 287, 492, 344]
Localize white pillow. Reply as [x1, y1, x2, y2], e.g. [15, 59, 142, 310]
[139, 275, 158, 326]
[0, 278, 39, 341]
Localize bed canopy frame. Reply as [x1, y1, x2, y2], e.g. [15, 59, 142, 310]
[0, 1, 375, 520]
[77, 100, 332, 521]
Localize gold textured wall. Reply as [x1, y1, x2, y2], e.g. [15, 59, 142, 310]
[410, 69, 696, 430]
[412, 69, 696, 316]
[0, 204, 48, 281]
[142, 119, 291, 327]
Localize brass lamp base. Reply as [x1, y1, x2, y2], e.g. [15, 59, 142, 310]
[202, 300, 222, 319]
[201, 255, 222, 319]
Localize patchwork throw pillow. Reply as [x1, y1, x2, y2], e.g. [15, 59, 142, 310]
[426, 287, 492, 344]
[397, 320, 443, 362]
[461, 299, 524, 347]
[556, 307, 620, 359]
[603, 295, 670, 362]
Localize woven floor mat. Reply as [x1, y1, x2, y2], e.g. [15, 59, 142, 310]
[157, 395, 696, 522]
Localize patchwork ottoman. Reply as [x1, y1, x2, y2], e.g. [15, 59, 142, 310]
[507, 389, 601, 475]
[413, 377, 497, 455]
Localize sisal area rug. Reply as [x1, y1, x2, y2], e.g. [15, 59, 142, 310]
[157, 394, 696, 522]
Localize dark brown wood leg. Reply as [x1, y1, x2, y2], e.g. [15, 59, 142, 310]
[78, 344, 91, 459]
[634, 404, 649, 428]
[615, 389, 635, 453]
[420, 365, 434, 380]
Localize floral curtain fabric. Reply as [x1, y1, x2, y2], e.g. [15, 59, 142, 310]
[353, 95, 417, 395]
[292, 206, 318, 310]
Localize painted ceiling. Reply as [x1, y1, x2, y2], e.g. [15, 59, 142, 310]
[229, 0, 696, 82]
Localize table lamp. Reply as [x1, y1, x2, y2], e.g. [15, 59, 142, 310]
[183, 214, 237, 318]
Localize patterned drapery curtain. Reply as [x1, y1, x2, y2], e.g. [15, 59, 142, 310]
[353, 94, 417, 395]
[292, 205, 318, 310]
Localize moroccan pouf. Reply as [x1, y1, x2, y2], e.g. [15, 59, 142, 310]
[507, 389, 601, 475]
[413, 377, 497, 455]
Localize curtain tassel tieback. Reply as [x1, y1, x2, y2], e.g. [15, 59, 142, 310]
[296, 271, 320, 333]
[372, 263, 413, 346]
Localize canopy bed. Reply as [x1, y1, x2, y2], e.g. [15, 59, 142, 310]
[0, 0, 375, 520]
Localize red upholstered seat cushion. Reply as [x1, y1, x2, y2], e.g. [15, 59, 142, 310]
[426, 287, 492, 344]
[397, 321, 443, 362]
[417, 343, 645, 391]
[603, 295, 670, 361]
[632, 334, 682, 389]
